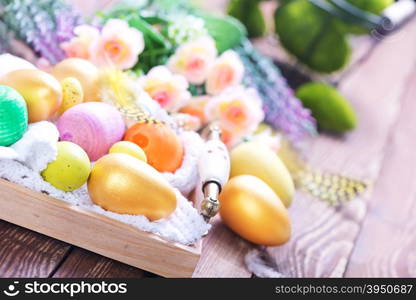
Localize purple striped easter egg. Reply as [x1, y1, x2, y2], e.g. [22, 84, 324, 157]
[57, 102, 125, 161]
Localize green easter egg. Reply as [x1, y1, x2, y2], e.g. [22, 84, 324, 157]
[295, 82, 357, 133]
[0, 85, 28, 146]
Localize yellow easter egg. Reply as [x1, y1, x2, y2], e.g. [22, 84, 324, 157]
[88, 153, 177, 221]
[52, 58, 100, 102]
[230, 141, 295, 207]
[109, 141, 147, 163]
[58, 77, 84, 115]
[41, 141, 91, 192]
[0, 69, 62, 123]
[220, 175, 291, 246]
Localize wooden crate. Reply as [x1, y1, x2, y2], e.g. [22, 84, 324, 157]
[0, 178, 201, 278]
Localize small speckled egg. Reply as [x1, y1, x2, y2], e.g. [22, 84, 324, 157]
[0, 85, 28, 146]
[41, 141, 91, 192]
[58, 77, 84, 115]
[52, 58, 100, 102]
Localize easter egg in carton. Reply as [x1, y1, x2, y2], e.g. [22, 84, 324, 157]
[124, 122, 184, 173]
[109, 141, 147, 163]
[41, 141, 91, 192]
[88, 153, 177, 221]
[0, 69, 62, 123]
[57, 102, 126, 161]
[52, 58, 101, 102]
[0, 54, 36, 77]
[0, 85, 28, 146]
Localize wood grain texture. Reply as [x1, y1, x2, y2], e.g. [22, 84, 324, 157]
[53, 247, 147, 278]
[0, 220, 70, 277]
[0, 179, 200, 278]
[193, 217, 252, 278]
[264, 17, 416, 278]
[345, 64, 416, 277]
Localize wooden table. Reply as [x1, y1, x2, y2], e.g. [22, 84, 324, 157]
[1, 1, 416, 278]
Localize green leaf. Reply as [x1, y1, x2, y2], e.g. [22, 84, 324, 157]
[127, 15, 171, 49]
[201, 15, 247, 53]
[295, 82, 357, 133]
[275, 0, 351, 73]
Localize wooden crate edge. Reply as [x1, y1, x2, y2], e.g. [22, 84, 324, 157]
[0, 179, 201, 278]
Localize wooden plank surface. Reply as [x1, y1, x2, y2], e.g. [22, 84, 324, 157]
[263, 17, 416, 277]
[345, 64, 416, 277]
[52, 247, 147, 278]
[1, 0, 415, 278]
[0, 220, 71, 277]
[193, 217, 252, 278]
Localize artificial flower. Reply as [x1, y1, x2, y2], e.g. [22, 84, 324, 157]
[205, 86, 264, 146]
[167, 15, 208, 45]
[167, 36, 217, 85]
[138, 66, 191, 112]
[61, 25, 100, 60]
[179, 95, 211, 125]
[206, 50, 244, 95]
[90, 19, 145, 70]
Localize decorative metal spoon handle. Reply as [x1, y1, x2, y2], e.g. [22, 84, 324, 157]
[198, 125, 230, 222]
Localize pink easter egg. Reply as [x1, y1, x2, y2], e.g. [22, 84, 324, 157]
[57, 102, 125, 161]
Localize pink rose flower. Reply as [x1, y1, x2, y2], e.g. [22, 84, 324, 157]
[90, 19, 145, 70]
[138, 66, 191, 112]
[205, 86, 264, 146]
[61, 25, 100, 60]
[206, 50, 244, 96]
[168, 36, 217, 85]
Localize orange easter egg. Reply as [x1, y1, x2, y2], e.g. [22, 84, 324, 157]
[0, 69, 62, 123]
[124, 122, 184, 173]
[52, 58, 100, 102]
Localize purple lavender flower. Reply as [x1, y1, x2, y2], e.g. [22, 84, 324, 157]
[236, 40, 317, 144]
[1, 0, 81, 64]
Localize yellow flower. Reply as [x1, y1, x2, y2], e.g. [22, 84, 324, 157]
[168, 36, 217, 85]
[206, 50, 244, 95]
[139, 66, 191, 112]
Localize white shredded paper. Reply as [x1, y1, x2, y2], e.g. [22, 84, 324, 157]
[0, 122, 210, 245]
[163, 131, 203, 195]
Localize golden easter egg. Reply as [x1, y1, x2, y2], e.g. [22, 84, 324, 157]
[88, 153, 177, 221]
[230, 141, 295, 207]
[0, 69, 62, 123]
[52, 58, 100, 102]
[109, 141, 147, 163]
[219, 175, 291, 246]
